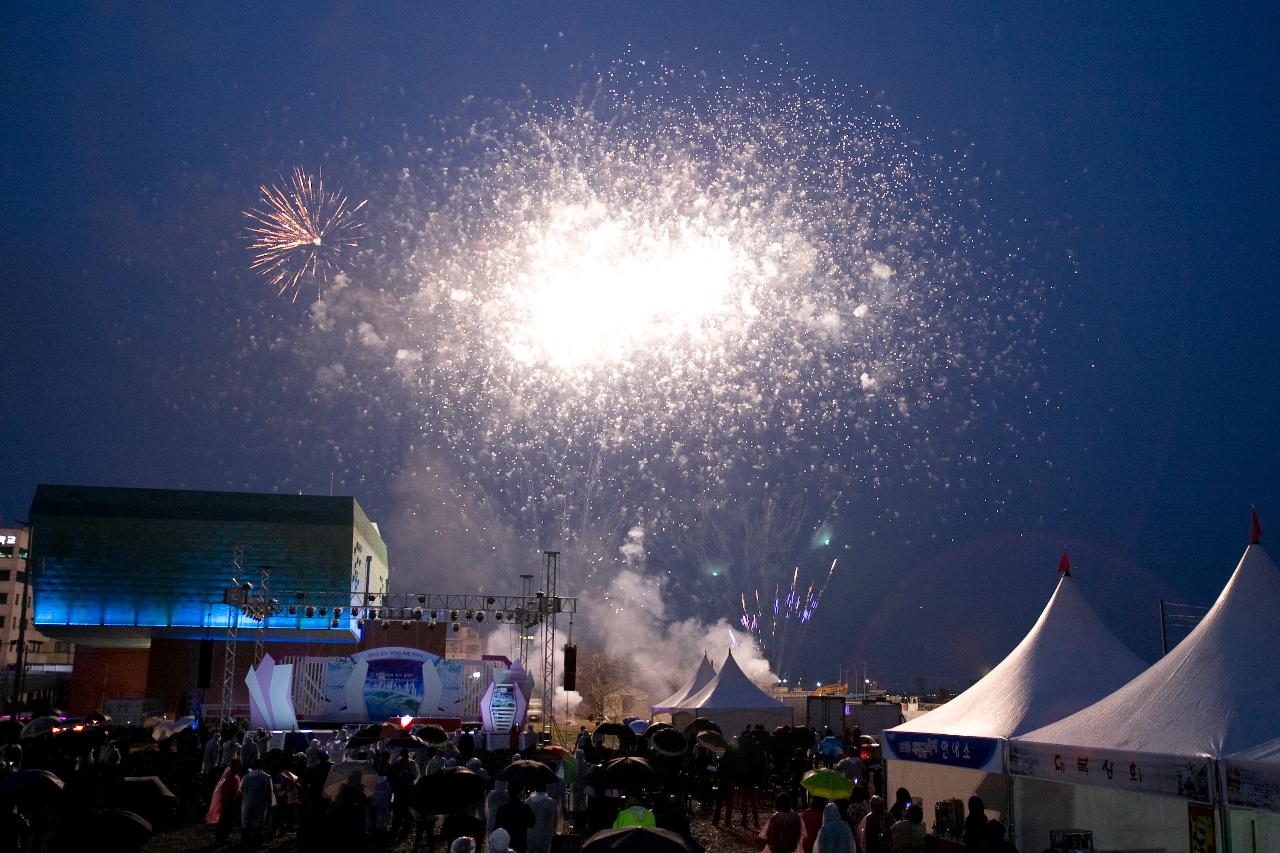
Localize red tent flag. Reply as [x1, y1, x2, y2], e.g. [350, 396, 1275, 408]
[1058, 550, 1071, 577]
[1252, 507, 1262, 545]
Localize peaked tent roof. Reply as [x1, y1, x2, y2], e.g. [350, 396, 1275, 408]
[676, 649, 788, 711]
[652, 653, 717, 712]
[1019, 544, 1280, 758]
[890, 573, 1147, 739]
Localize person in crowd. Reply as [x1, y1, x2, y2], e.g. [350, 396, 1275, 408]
[977, 818, 1019, 853]
[526, 784, 559, 853]
[856, 795, 893, 853]
[814, 802, 854, 853]
[653, 794, 693, 840]
[452, 836, 478, 853]
[240, 761, 275, 849]
[466, 756, 491, 782]
[206, 758, 243, 844]
[800, 795, 828, 853]
[489, 827, 512, 853]
[202, 731, 222, 775]
[613, 799, 657, 828]
[220, 731, 240, 768]
[329, 768, 370, 847]
[890, 803, 926, 853]
[305, 737, 325, 769]
[486, 778, 511, 840]
[367, 758, 392, 834]
[759, 794, 803, 853]
[888, 787, 912, 822]
[964, 796, 987, 847]
[495, 782, 535, 853]
[241, 730, 260, 768]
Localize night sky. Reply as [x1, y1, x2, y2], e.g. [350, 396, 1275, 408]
[3, 3, 1277, 690]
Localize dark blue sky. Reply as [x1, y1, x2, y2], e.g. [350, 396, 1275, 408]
[3, 2, 1277, 686]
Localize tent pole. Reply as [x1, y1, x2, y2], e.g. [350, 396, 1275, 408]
[1215, 758, 1233, 853]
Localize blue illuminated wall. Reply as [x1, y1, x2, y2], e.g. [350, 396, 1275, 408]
[28, 485, 388, 638]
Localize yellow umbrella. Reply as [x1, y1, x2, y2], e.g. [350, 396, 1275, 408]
[801, 768, 853, 800]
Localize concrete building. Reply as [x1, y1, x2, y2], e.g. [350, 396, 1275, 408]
[446, 624, 485, 660]
[2, 524, 74, 711]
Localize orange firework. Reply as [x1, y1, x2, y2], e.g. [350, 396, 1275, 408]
[243, 167, 366, 302]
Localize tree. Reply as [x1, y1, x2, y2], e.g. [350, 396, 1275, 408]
[574, 649, 628, 720]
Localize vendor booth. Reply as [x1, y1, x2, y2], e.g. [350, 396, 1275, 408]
[1011, 540, 1280, 852]
[669, 649, 792, 738]
[884, 556, 1146, 841]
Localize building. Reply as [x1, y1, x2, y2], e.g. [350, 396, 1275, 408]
[25, 485, 423, 718]
[2, 525, 74, 710]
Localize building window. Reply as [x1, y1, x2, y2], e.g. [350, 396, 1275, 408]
[18, 548, 28, 560]
[0, 546, 12, 558]
[0, 570, 9, 581]
[55, 641, 70, 653]
[0, 616, 5, 628]
[0, 593, 7, 605]
[15, 572, 25, 583]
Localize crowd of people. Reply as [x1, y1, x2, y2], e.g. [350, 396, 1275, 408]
[1, 718, 1021, 852]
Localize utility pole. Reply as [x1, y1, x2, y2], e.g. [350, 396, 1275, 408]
[8, 556, 36, 718]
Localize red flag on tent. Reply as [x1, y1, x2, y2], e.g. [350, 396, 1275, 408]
[1058, 550, 1071, 577]
[1251, 506, 1262, 545]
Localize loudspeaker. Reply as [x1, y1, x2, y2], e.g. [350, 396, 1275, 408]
[562, 643, 577, 691]
[197, 639, 214, 688]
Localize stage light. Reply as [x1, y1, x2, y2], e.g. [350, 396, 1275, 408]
[486, 597, 496, 605]
[370, 608, 380, 620]
[287, 605, 297, 616]
[413, 608, 424, 620]
[417, 595, 427, 605]
[305, 606, 315, 618]
[380, 619, 390, 630]
[465, 609, 474, 621]
[451, 622, 460, 633]
[401, 620, 411, 630]
[475, 612, 485, 623]
[318, 606, 328, 616]
[357, 619, 366, 629]
[296, 591, 305, 600]
[450, 610, 459, 621]
[334, 607, 343, 617]
[368, 594, 377, 602]
[495, 611, 504, 622]
[331, 618, 340, 628]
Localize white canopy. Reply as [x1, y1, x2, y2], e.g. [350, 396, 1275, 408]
[670, 649, 792, 738]
[1017, 544, 1280, 760]
[651, 652, 717, 713]
[890, 572, 1147, 741]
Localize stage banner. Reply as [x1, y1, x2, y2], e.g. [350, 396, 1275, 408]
[321, 647, 464, 721]
[882, 731, 1002, 772]
[1008, 739, 1212, 801]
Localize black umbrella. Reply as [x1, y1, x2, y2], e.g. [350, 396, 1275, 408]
[648, 728, 686, 757]
[695, 731, 728, 753]
[413, 767, 489, 815]
[583, 826, 699, 853]
[601, 756, 659, 792]
[593, 722, 634, 740]
[104, 776, 178, 827]
[414, 723, 449, 744]
[682, 718, 721, 737]
[496, 758, 557, 788]
[641, 722, 674, 738]
[0, 768, 63, 802]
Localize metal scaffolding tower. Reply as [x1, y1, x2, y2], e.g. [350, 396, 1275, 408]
[540, 550, 559, 738]
[218, 543, 245, 725]
[251, 564, 271, 667]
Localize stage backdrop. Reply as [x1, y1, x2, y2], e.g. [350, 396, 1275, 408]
[320, 647, 464, 721]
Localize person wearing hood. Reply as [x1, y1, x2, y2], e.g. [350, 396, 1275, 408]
[495, 783, 535, 853]
[466, 757, 490, 782]
[489, 827, 512, 853]
[206, 759, 243, 844]
[486, 779, 510, 841]
[202, 732, 222, 775]
[813, 802, 854, 853]
[240, 763, 275, 848]
[525, 786, 558, 853]
[305, 738, 325, 769]
[241, 731, 260, 768]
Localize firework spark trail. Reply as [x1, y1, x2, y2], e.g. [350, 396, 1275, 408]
[292, 58, 1041, 659]
[244, 167, 366, 302]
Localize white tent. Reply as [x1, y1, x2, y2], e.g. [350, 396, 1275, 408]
[670, 649, 792, 738]
[652, 652, 717, 714]
[883, 567, 1146, 831]
[1011, 543, 1280, 851]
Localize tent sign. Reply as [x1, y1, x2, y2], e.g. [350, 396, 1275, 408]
[883, 732, 999, 770]
[1008, 740, 1212, 801]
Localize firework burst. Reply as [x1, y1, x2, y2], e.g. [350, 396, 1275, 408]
[243, 167, 366, 302]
